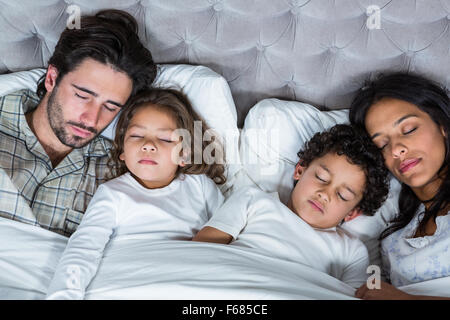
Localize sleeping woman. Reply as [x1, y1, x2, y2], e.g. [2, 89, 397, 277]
[349, 72, 449, 300]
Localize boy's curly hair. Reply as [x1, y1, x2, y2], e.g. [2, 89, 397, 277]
[296, 124, 389, 216]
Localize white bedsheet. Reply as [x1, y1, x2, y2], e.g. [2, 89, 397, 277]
[0, 217, 448, 300]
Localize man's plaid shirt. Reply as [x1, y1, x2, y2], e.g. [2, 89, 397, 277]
[0, 89, 113, 236]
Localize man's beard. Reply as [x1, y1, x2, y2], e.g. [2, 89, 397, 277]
[47, 86, 98, 148]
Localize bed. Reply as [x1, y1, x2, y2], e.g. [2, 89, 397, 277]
[0, 0, 449, 300]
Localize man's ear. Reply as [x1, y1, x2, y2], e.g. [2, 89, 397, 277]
[344, 208, 362, 222]
[44, 64, 59, 93]
[293, 161, 307, 180]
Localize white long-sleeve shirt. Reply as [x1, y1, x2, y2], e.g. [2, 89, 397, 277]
[46, 172, 224, 299]
[204, 186, 369, 288]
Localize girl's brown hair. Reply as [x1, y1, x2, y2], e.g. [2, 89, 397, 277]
[107, 88, 226, 185]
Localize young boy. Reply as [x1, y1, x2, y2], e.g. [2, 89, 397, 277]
[193, 124, 389, 288]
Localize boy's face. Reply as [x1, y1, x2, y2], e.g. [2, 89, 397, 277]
[289, 152, 366, 229]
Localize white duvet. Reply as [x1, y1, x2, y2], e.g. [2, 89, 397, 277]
[0, 217, 448, 300]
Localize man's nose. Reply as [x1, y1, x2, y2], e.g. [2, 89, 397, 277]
[80, 103, 102, 128]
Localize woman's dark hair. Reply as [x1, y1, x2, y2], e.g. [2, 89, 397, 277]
[36, 9, 156, 100]
[296, 124, 390, 216]
[349, 72, 449, 239]
[108, 88, 227, 185]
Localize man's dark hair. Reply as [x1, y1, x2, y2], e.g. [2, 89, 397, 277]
[296, 124, 389, 216]
[36, 9, 156, 100]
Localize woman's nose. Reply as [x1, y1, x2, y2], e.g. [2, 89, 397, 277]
[391, 142, 407, 158]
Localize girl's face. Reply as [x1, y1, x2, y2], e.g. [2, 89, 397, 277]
[365, 98, 446, 198]
[119, 105, 184, 189]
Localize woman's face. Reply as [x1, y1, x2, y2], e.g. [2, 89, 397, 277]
[365, 98, 446, 196]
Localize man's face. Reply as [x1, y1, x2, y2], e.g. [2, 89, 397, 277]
[46, 58, 133, 148]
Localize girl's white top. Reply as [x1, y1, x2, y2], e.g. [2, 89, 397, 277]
[46, 172, 224, 299]
[381, 204, 450, 287]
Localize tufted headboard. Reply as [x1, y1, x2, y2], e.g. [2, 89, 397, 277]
[0, 0, 449, 126]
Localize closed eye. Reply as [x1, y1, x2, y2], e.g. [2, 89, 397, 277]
[75, 93, 87, 99]
[103, 105, 117, 112]
[338, 193, 348, 201]
[404, 127, 417, 135]
[374, 139, 388, 150]
[315, 174, 326, 182]
[159, 139, 174, 143]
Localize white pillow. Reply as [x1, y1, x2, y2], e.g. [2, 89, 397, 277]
[0, 64, 241, 194]
[238, 98, 400, 267]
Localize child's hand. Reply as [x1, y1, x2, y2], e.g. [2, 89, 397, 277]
[355, 281, 413, 300]
[192, 226, 233, 244]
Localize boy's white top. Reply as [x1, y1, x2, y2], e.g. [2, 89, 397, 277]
[46, 172, 224, 299]
[204, 186, 369, 288]
[381, 205, 450, 287]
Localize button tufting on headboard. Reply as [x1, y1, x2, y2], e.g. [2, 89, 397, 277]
[212, 2, 223, 12]
[0, 0, 448, 126]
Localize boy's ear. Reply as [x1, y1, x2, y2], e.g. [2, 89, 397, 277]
[344, 208, 362, 222]
[293, 161, 307, 180]
[45, 64, 59, 93]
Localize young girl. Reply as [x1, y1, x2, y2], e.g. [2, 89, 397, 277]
[46, 88, 226, 299]
[349, 72, 449, 300]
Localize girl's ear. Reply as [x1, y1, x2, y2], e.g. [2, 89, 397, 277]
[293, 161, 307, 180]
[178, 151, 189, 167]
[119, 152, 125, 161]
[45, 64, 59, 93]
[344, 208, 362, 222]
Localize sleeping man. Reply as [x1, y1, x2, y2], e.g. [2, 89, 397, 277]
[0, 9, 156, 236]
[193, 124, 389, 288]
